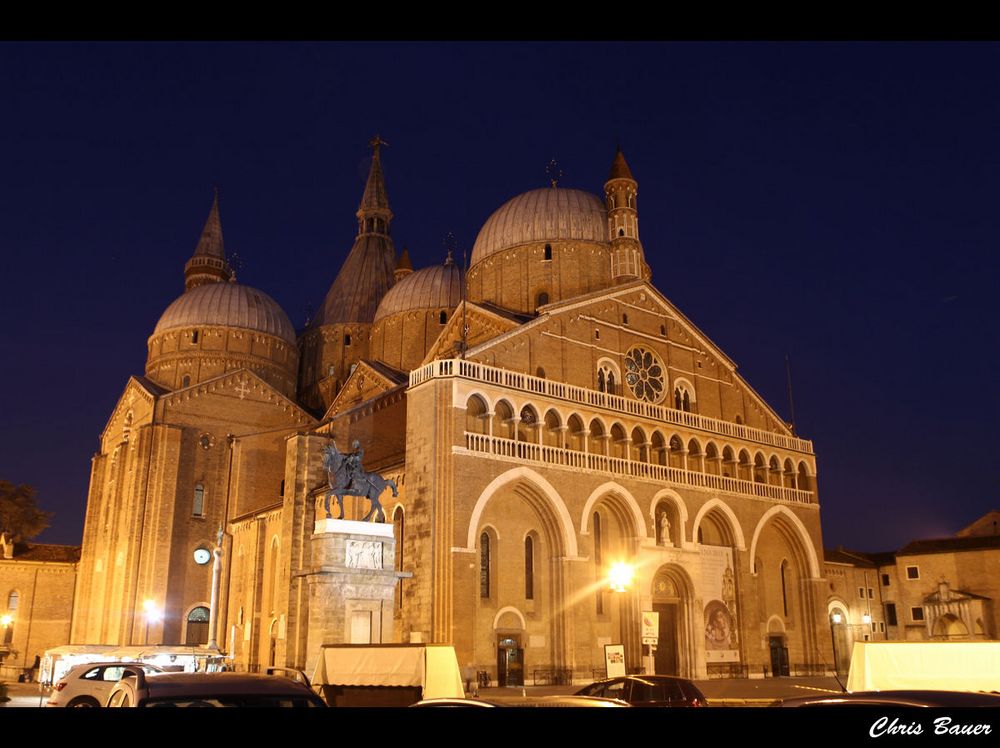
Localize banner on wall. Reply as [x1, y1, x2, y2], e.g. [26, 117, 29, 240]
[700, 545, 740, 663]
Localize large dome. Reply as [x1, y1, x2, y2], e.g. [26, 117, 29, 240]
[153, 281, 296, 343]
[374, 259, 463, 322]
[471, 187, 607, 265]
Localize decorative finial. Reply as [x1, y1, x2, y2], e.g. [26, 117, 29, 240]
[444, 231, 456, 265]
[370, 134, 389, 154]
[546, 159, 562, 188]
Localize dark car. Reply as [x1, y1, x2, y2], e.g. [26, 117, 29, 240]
[106, 671, 326, 708]
[576, 675, 707, 707]
[413, 695, 630, 707]
[778, 690, 1000, 708]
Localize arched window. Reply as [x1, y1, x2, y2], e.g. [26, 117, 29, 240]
[593, 512, 604, 614]
[543, 244, 552, 260]
[185, 606, 210, 645]
[465, 395, 489, 435]
[622, 313, 629, 326]
[780, 560, 790, 617]
[597, 362, 619, 395]
[7, 590, 19, 611]
[122, 410, 133, 443]
[660, 324, 666, 336]
[535, 367, 545, 379]
[524, 535, 534, 600]
[181, 375, 191, 388]
[344, 333, 352, 346]
[393, 507, 405, 609]
[193, 484, 205, 517]
[479, 532, 491, 599]
[536, 291, 549, 307]
[439, 311, 447, 324]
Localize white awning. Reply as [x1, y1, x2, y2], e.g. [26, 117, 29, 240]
[312, 644, 465, 698]
[847, 641, 1000, 692]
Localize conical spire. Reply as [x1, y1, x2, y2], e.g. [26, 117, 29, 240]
[608, 146, 635, 181]
[184, 189, 234, 291]
[394, 246, 413, 281]
[356, 134, 393, 236]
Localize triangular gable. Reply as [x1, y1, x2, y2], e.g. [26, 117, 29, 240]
[421, 300, 523, 365]
[324, 359, 407, 419]
[466, 280, 795, 437]
[100, 375, 165, 441]
[160, 368, 318, 427]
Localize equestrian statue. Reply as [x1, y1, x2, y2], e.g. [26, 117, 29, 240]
[320, 440, 397, 523]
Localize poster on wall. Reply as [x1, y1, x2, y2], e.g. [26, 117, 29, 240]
[604, 643, 626, 678]
[700, 545, 740, 663]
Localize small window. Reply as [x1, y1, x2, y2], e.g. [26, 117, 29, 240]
[525, 536, 534, 600]
[439, 311, 447, 324]
[594, 329, 600, 340]
[279, 480, 285, 497]
[536, 292, 549, 307]
[191, 330, 199, 344]
[886, 603, 898, 626]
[905, 566, 919, 580]
[193, 484, 205, 517]
[911, 606, 925, 622]
[622, 313, 629, 325]
[858, 587, 865, 599]
[868, 587, 874, 599]
[543, 244, 552, 260]
[181, 375, 191, 388]
[7, 590, 19, 611]
[660, 324, 666, 336]
[878, 621, 885, 633]
[479, 532, 491, 599]
[881, 573, 890, 586]
[618, 228, 624, 237]
[344, 334, 352, 346]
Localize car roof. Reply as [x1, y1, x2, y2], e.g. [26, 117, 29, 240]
[779, 690, 1000, 708]
[66, 661, 160, 675]
[137, 672, 315, 697]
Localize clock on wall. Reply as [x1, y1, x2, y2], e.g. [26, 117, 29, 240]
[193, 547, 212, 565]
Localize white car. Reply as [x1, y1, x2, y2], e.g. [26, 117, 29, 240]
[46, 661, 164, 707]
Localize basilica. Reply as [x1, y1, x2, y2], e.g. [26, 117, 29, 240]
[68, 140, 833, 683]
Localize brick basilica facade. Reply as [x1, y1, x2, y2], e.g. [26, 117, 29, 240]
[69, 141, 836, 682]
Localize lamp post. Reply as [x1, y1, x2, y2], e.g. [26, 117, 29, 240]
[830, 611, 842, 677]
[142, 600, 161, 645]
[609, 562, 634, 674]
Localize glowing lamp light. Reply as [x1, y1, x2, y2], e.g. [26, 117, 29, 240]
[0, 614, 11, 627]
[862, 613, 872, 625]
[143, 600, 162, 622]
[608, 562, 634, 593]
[831, 612, 842, 624]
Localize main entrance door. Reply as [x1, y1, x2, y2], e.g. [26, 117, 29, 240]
[769, 635, 789, 676]
[497, 635, 524, 687]
[653, 603, 678, 675]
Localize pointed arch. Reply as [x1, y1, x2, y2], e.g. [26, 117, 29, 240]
[749, 505, 821, 578]
[492, 606, 527, 631]
[690, 498, 746, 550]
[465, 467, 577, 556]
[579, 481, 647, 539]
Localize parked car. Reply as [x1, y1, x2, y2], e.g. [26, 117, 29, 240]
[46, 661, 164, 707]
[105, 670, 326, 707]
[575, 675, 708, 706]
[413, 695, 630, 707]
[778, 690, 1000, 708]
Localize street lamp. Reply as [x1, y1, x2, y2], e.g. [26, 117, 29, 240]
[608, 562, 635, 675]
[143, 600, 161, 645]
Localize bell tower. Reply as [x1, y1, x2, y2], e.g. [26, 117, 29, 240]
[605, 147, 649, 283]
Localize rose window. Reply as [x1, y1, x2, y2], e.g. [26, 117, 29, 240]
[624, 346, 665, 403]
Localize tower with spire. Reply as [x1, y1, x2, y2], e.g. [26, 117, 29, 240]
[183, 189, 234, 290]
[298, 136, 399, 415]
[605, 147, 650, 284]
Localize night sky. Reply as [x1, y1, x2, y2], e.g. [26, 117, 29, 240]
[1, 42, 996, 553]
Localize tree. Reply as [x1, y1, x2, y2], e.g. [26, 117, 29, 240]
[0, 482, 52, 544]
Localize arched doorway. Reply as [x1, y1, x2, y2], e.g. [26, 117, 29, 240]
[494, 610, 525, 687]
[184, 606, 210, 645]
[650, 565, 696, 677]
[932, 613, 969, 640]
[829, 605, 850, 675]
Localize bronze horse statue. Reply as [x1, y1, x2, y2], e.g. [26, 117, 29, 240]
[320, 441, 397, 523]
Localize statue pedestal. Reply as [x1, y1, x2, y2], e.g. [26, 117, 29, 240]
[302, 519, 410, 678]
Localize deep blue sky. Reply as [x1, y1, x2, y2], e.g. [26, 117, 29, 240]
[1, 42, 996, 552]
